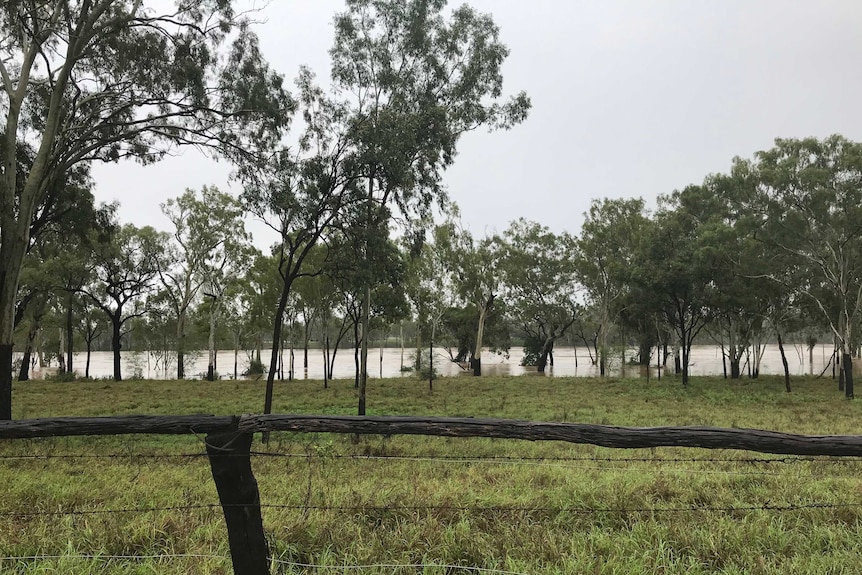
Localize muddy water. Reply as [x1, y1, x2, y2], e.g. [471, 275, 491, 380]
[21, 343, 844, 380]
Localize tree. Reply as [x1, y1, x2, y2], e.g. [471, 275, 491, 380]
[159, 186, 251, 379]
[437, 217, 503, 375]
[630, 196, 718, 387]
[404, 225, 454, 388]
[1, 1, 291, 418]
[330, 0, 531, 412]
[575, 198, 650, 376]
[748, 135, 862, 399]
[80, 222, 165, 381]
[240, 66, 365, 419]
[328, 223, 409, 388]
[499, 219, 578, 373]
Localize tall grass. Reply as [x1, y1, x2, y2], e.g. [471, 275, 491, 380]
[1, 374, 861, 573]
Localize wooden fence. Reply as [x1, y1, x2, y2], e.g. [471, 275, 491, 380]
[3, 414, 862, 573]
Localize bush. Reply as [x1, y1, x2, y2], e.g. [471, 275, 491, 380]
[245, 358, 265, 376]
[47, 371, 78, 383]
[520, 337, 542, 366]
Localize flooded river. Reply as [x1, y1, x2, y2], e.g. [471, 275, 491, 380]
[21, 343, 843, 380]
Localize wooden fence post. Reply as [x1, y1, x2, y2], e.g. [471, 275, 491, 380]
[205, 431, 269, 574]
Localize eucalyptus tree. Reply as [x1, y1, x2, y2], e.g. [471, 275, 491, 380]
[498, 219, 578, 373]
[670, 178, 771, 379]
[630, 195, 720, 387]
[80, 223, 167, 381]
[330, 0, 530, 410]
[575, 197, 650, 376]
[435, 217, 503, 375]
[159, 186, 251, 379]
[403, 225, 455, 388]
[327, 222, 409, 390]
[78, 298, 105, 378]
[7, 138, 95, 377]
[746, 135, 862, 398]
[0, 1, 291, 418]
[240, 67, 365, 415]
[292, 245, 333, 372]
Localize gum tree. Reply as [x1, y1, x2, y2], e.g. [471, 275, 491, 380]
[499, 219, 578, 373]
[79, 222, 166, 381]
[159, 186, 250, 379]
[437, 218, 502, 375]
[0, 1, 290, 418]
[749, 135, 862, 399]
[575, 197, 649, 376]
[330, 0, 531, 412]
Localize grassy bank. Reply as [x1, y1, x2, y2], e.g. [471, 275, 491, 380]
[1, 375, 861, 573]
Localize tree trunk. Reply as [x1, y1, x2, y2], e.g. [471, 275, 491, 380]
[638, 341, 651, 366]
[19, 344, 32, 382]
[353, 321, 360, 389]
[0, 344, 10, 420]
[303, 323, 310, 370]
[537, 337, 554, 373]
[730, 356, 740, 379]
[19, 323, 38, 381]
[843, 352, 854, 399]
[473, 297, 493, 377]
[111, 314, 123, 381]
[85, 340, 92, 379]
[263, 282, 291, 418]
[777, 331, 791, 393]
[329, 321, 349, 381]
[680, 333, 690, 388]
[429, 329, 434, 392]
[838, 353, 845, 390]
[233, 335, 239, 381]
[65, 296, 74, 374]
[0, 225, 29, 420]
[177, 313, 186, 379]
[358, 285, 370, 416]
[598, 303, 608, 377]
[323, 334, 329, 389]
[207, 297, 218, 381]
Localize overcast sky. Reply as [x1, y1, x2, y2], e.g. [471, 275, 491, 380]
[91, 0, 862, 247]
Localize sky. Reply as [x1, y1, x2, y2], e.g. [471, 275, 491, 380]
[91, 0, 862, 247]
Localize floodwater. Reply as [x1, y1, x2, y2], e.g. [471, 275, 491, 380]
[19, 343, 844, 380]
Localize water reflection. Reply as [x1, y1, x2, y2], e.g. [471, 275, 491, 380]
[18, 343, 846, 380]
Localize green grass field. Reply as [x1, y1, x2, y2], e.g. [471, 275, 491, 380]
[1, 374, 862, 574]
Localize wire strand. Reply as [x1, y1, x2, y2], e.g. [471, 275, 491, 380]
[2, 500, 859, 518]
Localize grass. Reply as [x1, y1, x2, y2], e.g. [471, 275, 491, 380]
[1, 374, 862, 573]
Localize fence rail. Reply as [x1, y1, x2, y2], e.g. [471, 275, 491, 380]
[3, 413, 862, 456]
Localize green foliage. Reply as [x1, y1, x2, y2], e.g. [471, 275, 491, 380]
[498, 219, 578, 371]
[519, 336, 542, 366]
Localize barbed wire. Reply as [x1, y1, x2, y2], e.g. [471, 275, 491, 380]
[1, 500, 859, 518]
[2, 451, 860, 465]
[0, 554, 531, 575]
[3, 451, 859, 479]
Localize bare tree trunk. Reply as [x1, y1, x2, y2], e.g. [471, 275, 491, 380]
[358, 171, 374, 416]
[777, 331, 791, 393]
[207, 304, 216, 382]
[65, 296, 74, 374]
[323, 333, 329, 389]
[358, 285, 370, 416]
[264, 285, 291, 418]
[85, 340, 92, 379]
[353, 321, 360, 389]
[111, 314, 123, 381]
[177, 313, 186, 379]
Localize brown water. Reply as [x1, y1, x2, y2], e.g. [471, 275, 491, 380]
[20, 343, 842, 380]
